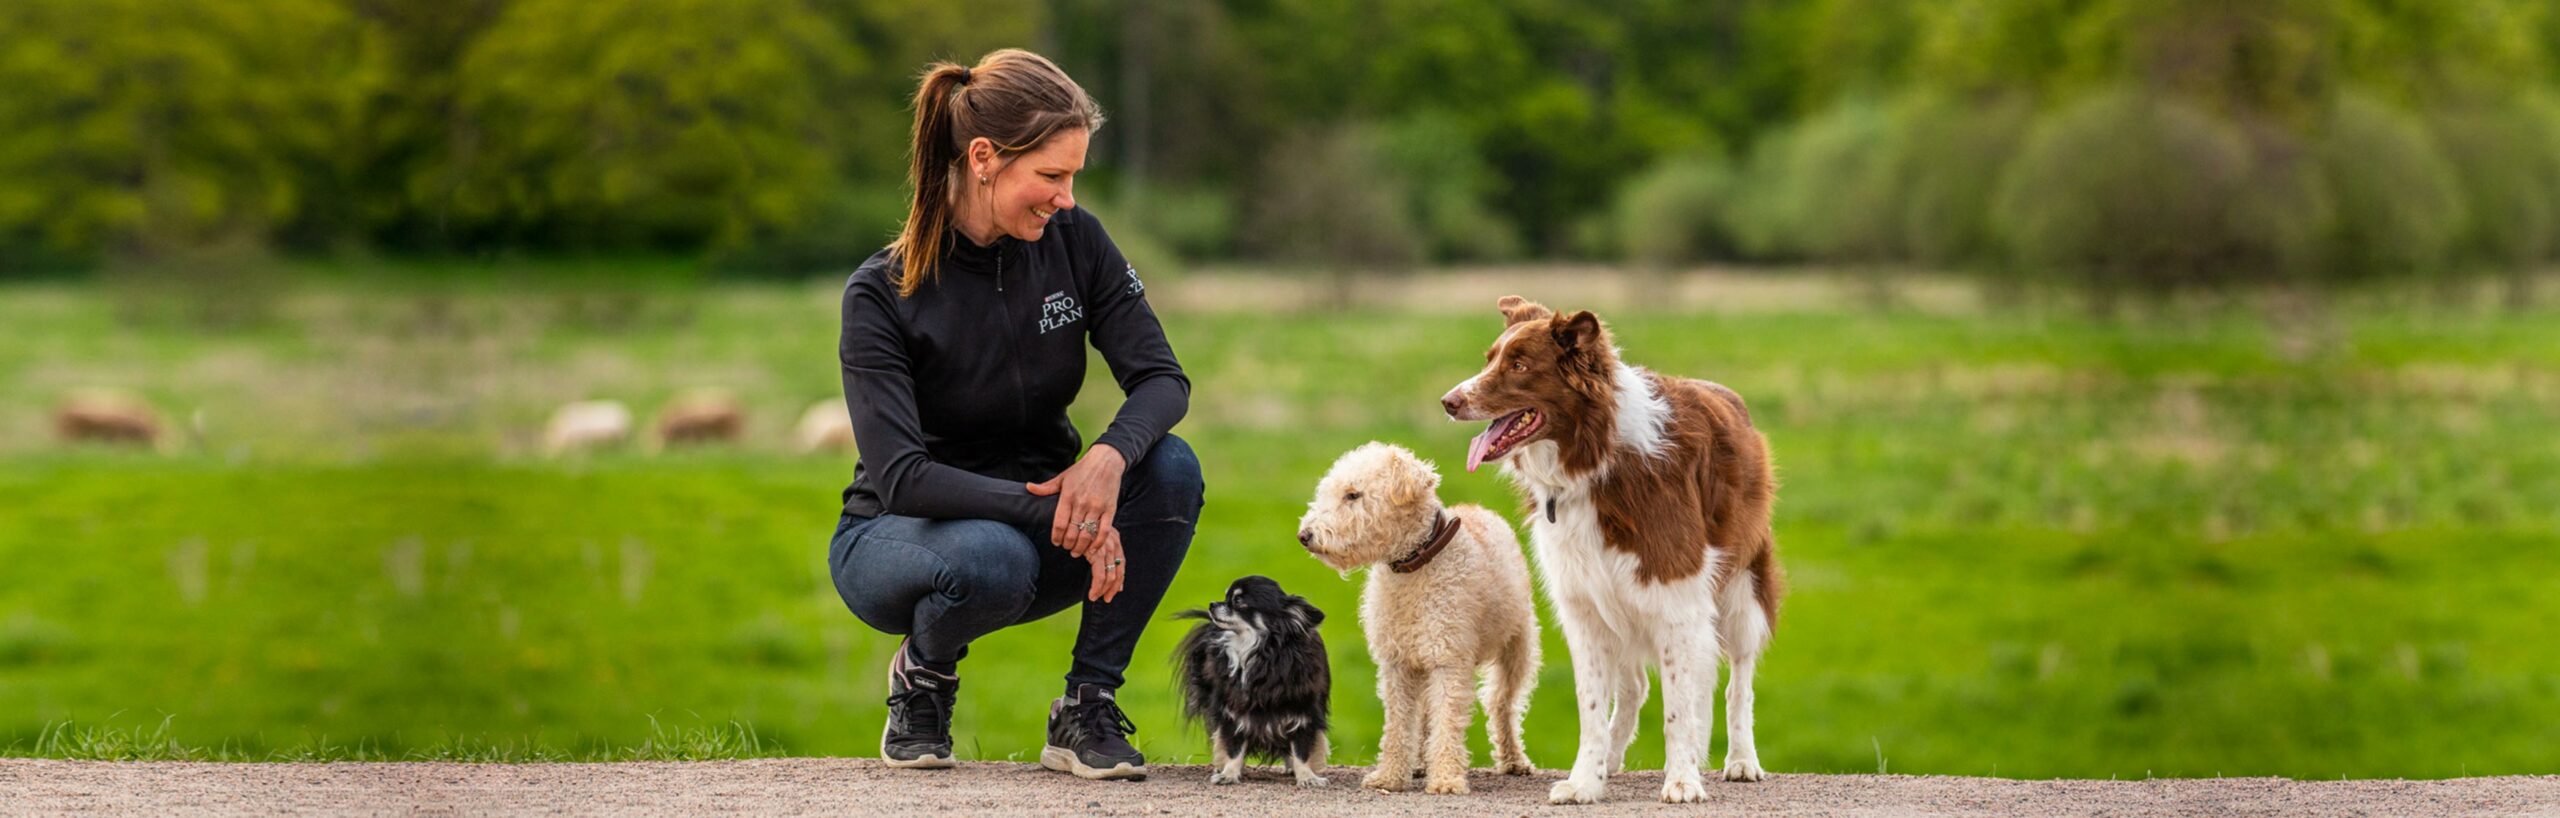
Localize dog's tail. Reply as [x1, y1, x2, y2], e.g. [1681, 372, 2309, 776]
[1168, 611, 1218, 727]
[1481, 625, 1537, 711]
[1481, 622, 1541, 771]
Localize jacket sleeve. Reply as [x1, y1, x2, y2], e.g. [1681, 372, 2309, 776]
[1073, 210, 1190, 467]
[841, 270, 1062, 529]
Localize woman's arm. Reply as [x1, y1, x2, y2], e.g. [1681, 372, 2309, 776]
[841, 275, 1062, 529]
[1072, 210, 1190, 464]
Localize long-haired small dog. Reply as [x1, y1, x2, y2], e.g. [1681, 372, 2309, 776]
[1174, 575, 1332, 787]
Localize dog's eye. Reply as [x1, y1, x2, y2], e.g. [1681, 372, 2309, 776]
[1344, 490, 1362, 502]
[1510, 361, 1527, 373]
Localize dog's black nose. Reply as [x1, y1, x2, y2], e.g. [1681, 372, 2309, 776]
[1297, 529, 1314, 549]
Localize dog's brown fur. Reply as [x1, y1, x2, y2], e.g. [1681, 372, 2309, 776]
[1465, 296, 1781, 618]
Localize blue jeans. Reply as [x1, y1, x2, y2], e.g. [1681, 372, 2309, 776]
[827, 435, 1203, 693]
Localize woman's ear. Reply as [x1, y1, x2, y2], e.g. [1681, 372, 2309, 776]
[967, 137, 998, 183]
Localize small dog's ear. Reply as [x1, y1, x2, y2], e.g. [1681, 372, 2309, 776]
[1294, 597, 1325, 627]
[1498, 295, 1553, 326]
[1553, 310, 1603, 356]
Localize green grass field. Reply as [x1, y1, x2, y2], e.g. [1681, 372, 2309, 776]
[3, 272, 2557, 777]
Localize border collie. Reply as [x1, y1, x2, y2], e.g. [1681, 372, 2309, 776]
[1440, 295, 1784, 804]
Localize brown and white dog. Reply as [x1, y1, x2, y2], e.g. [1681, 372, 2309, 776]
[1439, 296, 1782, 804]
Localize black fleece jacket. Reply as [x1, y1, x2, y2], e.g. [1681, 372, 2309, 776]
[837, 207, 1189, 532]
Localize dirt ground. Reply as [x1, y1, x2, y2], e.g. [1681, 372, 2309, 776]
[6, 759, 2558, 816]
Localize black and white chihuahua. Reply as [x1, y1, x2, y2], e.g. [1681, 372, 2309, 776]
[1174, 575, 1332, 787]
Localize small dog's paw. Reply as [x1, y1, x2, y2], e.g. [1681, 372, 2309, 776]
[1721, 758, 1767, 782]
[1495, 758, 1536, 776]
[1296, 774, 1330, 789]
[1423, 774, 1469, 795]
[1210, 770, 1239, 785]
[1548, 776, 1605, 805]
[1361, 769, 1409, 792]
[1661, 775, 1710, 803]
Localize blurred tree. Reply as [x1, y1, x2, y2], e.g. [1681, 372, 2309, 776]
[0, 0, 367, 266]
[430, 0, 858, 252]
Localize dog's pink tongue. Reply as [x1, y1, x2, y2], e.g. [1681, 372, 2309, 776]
[1466, 422, 1500, 473]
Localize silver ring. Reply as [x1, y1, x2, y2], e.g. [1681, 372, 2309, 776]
[1110, 558, 1123, 568]
[1075, 520, 1100, 534]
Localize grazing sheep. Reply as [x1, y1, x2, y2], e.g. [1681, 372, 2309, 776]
[54, 393, 163, 448]
[543, 400, 633, 456]
[793, 397, 856, 455]
[652, 392, 744, 451]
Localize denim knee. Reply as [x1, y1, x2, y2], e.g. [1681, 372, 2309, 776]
[933, 520, 1040, 612]
[1123, 434, 1204, 524]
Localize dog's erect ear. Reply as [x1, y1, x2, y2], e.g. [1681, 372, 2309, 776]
[1553, 310, 1603, 356]
[1292, 597, 1325, 627]
[1498, 295, 1553, 326]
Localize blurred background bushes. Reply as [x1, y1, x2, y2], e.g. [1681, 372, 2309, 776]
[4, 0, 2560, 299]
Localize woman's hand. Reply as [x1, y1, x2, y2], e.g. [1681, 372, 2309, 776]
[1027, 442, 1127, 558]
[1081, 529, 1126, 603]
[1028, 444, 1127, 602]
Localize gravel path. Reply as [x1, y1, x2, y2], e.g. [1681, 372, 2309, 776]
[5, 759, 2557, 816]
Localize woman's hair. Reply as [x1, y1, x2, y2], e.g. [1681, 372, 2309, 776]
[890, 49, 1105, 297]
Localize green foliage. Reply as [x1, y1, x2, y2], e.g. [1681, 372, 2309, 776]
[2316, 93, 2468, 282]
[2428, 98, 2560, 270]
[1892, 96, 2033, 268]
[1983, 87, 2340, 292]
[1243, 124, 1425, 271]
[0, 0, 367, 261]
[432, 0, 858, 252]
[1613, 153, 1739, 269]
[1733, 100, 1903, 262]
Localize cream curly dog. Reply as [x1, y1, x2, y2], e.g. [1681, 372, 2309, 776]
[1296, 442, 1539, 795]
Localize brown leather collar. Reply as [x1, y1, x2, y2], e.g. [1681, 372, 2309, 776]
[1389, 511, 1461, 574]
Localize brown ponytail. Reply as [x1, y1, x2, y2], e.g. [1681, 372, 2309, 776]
[889, 49, 1105, 297]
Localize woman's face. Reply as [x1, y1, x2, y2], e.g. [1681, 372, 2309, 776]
[969, 128, 1087, 243]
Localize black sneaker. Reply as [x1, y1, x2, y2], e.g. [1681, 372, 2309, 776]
[880, 639, 957, 768]
[1040, 684, 1146, 780]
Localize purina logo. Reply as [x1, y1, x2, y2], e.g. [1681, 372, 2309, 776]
[1039, 291, 1082, 334]
[1124, 264, 1144, 296]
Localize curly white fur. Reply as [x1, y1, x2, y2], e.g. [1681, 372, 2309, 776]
[1298, 442, 1541, 795]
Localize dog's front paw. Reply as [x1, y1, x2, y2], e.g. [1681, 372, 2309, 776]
[1661, 774, 1710, 803]
[1361, 769, 1410, 792]
[1423, 773, 1469, 795]
[1296, 774, 1331, 789]
[1721, 758, 1766, 782]
[1548, 776, 1606, 805]
[1210, 770, 1239, 785]
[1495, 758, 1535, 776]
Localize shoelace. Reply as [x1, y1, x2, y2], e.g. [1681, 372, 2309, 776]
[1064, 697, 1136, 744]
[886, 687, 952, 740]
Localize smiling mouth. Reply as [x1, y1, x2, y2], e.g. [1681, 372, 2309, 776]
[1033, 208, 1055, 221]
[1466, 408, 1543, 472]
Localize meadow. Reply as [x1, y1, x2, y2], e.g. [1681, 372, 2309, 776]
[2, 268, 2556, 777]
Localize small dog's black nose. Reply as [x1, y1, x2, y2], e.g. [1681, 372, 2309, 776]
[1297, 529, 1315, 549]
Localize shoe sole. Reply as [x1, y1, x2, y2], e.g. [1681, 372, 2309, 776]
[1041, 745, 1146, 781]
[880, 729, 955, 769]
[881, 638, 955, 769]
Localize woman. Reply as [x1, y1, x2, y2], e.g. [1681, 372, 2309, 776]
[827, 49, 1199, 781]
